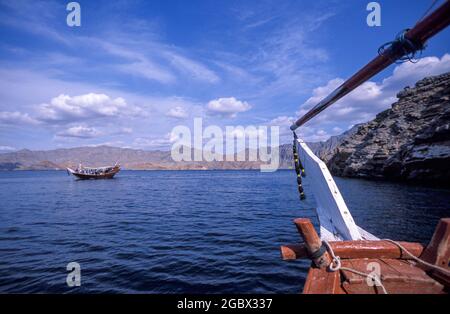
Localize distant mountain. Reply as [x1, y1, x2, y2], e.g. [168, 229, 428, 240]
[0, 132, 355, 171]
[0, 145, 271, 170]
[0, 146, 169, 170]
[0, 139, 354, 171]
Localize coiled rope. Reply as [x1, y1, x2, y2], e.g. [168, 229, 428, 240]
[377, 0, 443, 64]
[378, 29, 425, 63]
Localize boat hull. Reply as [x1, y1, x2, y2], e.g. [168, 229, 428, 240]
[67, 166, 120, 180]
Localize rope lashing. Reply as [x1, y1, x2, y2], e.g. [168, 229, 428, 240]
[378, 29, 425, 63]
[292, 132, 306, 200]
[308, 243, 327, 260]
[322, 238, 450, 294]
[322, 240, 388, 294]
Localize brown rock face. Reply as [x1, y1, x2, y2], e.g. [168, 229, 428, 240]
[327, 72, 450, 184]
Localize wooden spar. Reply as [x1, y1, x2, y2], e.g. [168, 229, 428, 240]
[281, 241, 424, 261]
[290, 1, 450, 131]
[294, 219, 331, 268]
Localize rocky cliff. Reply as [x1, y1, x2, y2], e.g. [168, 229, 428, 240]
[326, 72, 450, 185]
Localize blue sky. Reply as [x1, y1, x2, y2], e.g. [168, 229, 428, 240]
[0, 0, 449, 151]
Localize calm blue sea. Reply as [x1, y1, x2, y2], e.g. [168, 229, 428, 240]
[0, 170, 449, 293]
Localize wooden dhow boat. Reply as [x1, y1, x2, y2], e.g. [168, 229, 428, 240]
[67, 163, 120, 180]
[281, 2, 450, 294]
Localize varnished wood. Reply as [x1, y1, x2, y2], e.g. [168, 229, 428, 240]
[420, 218, 450, 287]
[282, 217, 450, 294]
[340, 258, 445, 294]
[303, 267, 344, 294]
[281, 240, 424, 261]
[294, 219, 331, 268]
[421, 218, 450, 268]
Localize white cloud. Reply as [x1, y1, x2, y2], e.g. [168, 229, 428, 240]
[267, 116, 295, 137]
[207, 97, 252, 118]
[298, 54, 450, 128]
[166, 106, 188, 119]
[382, 54, 450, 89]
[0, 111, 39, 125]
[271, 54, 450, 142]
[0, 145, 16, 152]
[57, 126, 102, 139]
[37, 93, 142, 122]
[268, 116, 331, 142]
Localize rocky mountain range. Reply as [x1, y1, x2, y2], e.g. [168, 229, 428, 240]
[1, 72, 448, 184]
[326, 72, 450, 185]
[0, 146, 279, 171]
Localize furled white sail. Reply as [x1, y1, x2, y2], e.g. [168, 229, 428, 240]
[296, 138, 378, 241]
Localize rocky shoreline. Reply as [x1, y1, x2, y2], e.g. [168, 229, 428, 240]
[324, 72, 450, 185]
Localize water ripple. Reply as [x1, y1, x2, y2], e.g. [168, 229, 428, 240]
[0, 170, 449, 293]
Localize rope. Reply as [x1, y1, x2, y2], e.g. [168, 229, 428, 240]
[323, 240, 388, 294]
[378, 0, 442, 63]
[382, 239, 450, 276]
[322, 239, 450, 294]
[378, 29, 425, 64]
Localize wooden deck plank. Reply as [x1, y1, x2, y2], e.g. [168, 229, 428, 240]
[380, 259, 436, 284]
[303, 267, 344, 294]
[339, 258, 446, 294]
[281, 240, 423, 261]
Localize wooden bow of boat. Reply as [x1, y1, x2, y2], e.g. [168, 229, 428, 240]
[280, 218, 450, 294]
[280, 2, 450, 294]
[282, 136, 449, 294]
